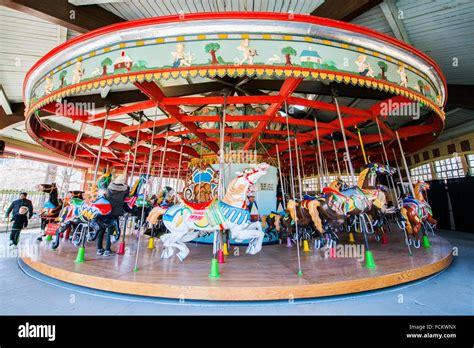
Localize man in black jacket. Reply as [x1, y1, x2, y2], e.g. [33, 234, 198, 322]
[97, 174, 130, 256]
[5, 192, 33, 220]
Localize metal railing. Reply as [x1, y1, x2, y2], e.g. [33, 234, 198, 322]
[0, 190, 46, 231]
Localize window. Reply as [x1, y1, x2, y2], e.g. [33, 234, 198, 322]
[466, 154, 474, 175]
[303, 174, 357, 193]
[303, 177, 318, 192]
[410, 164, 432, 182]
[434, 156, 464, 179]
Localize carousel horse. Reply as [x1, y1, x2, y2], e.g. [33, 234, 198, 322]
[37, 183, 63, 232]
[312, 163, 396, 239]
[357, 163, 397, 242]
[51, 190, 84, 249]
[400, 180, 437, 248]
[286, 199, 328, 247]
[160, 163, 269, 261]
[146, 186, 177, 237]
[287, 199, 338, 249]
[261, 212, 284, 242]
[51, 171, 114, 249]
[125, 174, 152, 230]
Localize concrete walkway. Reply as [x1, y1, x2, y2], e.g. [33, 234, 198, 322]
[0, 228, 472, 315]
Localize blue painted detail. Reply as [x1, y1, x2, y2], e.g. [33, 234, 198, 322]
[43, 202, 57, 209]
[163, 205, 181, 222]
[219, 201, 250, 225]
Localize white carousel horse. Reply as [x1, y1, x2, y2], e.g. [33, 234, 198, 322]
[160, 163, 269, 261]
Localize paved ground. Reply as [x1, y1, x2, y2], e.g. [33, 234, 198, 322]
[0, 228, 472, 315]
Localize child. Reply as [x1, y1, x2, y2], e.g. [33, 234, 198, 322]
[9, 206, 28, 247]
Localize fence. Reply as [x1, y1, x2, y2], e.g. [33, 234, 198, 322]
[0, 190, 47, 230]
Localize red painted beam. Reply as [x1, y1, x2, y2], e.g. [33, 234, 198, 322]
[287, 97, 372, 118]
[89, 100, 156, 122]
[121, 117, 176, 133]
[243, 77, 303, 150]
[161, 95, 280, 106]
[134, 81, 220, 154]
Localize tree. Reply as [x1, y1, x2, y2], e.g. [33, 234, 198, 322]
[378, 61, 388, 80]
[59, 70, 67, 88]
[101, 57, 113, 76]
[281, 46, 297, 66]
[325, 60, 337, 68]
[136, 59, 147, 68]
[205, 42, 221, 64]
[417, 80, 424, 95]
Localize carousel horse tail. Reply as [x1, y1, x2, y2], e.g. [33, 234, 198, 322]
[261, 215, 268, 230]
[307, 200, 323, 235]
[274, 214, 282, 232]
[287, 200, 297, 223]
[400, 207, 413, 235]
[146, 206, 167, 225]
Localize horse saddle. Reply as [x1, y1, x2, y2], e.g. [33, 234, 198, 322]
[182, 198, 216, 222]
[322, 187, 346, 198]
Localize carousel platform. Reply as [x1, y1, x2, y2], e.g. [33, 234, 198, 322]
[19, 231, 453, 301]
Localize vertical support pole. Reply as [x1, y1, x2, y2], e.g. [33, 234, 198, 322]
[356, 127, 368, 165]
[129, 120, 141, 186]
[392, 148, 406, 195]
[334, 96, 374, 267]
[134, 119, 157, 271]
[331, 134, 342, 177]
[276, 144, 286, 209]
[295, 139, 303, 200]
[314, 115, 324, 191]
[284, 101, 302, 276]
[395, 130, 416, 197]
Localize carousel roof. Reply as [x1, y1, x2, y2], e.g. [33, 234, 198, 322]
[17, 12, 448, 175]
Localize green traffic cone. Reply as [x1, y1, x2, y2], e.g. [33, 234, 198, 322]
[297, 270, 303, 277]
[422, 235, 431, 248]
[46, 235, 52, 241]
[208, 258, 220, 279]
[365, 250, 376, 269]
[74, 246, 85, 263]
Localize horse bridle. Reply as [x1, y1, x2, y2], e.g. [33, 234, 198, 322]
[241, 167, 259, 186]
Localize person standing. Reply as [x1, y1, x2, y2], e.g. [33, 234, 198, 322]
[97, 174, 130, 256]
[9, 206, 29, 247]
[5, 192, 33, 222]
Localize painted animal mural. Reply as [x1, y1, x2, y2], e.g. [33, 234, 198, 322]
[400, 180, 437, 248]
[160, 163, 269, 261]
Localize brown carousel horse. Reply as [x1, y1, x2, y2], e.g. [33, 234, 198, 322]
[285, 199, 331, 248]
[400, 180, 437, 248]
[309, 163, 396, 243]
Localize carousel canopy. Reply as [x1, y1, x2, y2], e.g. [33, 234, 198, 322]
[21, 12, 447, 175]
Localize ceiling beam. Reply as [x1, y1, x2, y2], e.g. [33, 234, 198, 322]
[243, 77, 303, 150]
[379, 0, 411, 43]
[0, 0, 124, 33]
[0, 85, 13, 115]
[311, 0, 383, 21]
[0, 102, 27, 129]
[134, 81, 220, 153]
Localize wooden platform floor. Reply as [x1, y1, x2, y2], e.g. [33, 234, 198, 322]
[20, 231, 453, 301]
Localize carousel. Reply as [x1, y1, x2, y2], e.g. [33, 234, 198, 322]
[19, 12, 452, 301]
